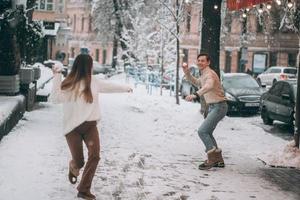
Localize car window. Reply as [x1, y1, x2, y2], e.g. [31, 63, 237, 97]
[281, 83, 291, 95]
[283, 68, 297, 74]
[270, 68, 281, 73]
[269, 82, 283, 96]
[264, 68, 272, 73]
[223, 75, 259, 89]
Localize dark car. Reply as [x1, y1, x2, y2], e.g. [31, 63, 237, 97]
[260, 80, 297, 126]
[222, 73, 264, 114]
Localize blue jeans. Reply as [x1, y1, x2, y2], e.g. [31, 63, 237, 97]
[197, 101, 228, 152]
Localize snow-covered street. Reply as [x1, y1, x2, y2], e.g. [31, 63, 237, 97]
[0, 75, 298, 200]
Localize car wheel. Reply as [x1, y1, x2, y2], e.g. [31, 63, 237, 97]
[272, 79, 277, 85]
[261, 108, 273, 125]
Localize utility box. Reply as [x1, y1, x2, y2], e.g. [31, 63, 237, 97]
[20, 68, 34, 84]
[20, 82, 36, 111]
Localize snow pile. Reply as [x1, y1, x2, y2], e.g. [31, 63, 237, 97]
[262, 141, 300, 168]
[0, 96, 24, 124]
[33, 63, 53, 89]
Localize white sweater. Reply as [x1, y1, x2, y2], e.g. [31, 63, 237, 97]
[49, 73, 130, 135]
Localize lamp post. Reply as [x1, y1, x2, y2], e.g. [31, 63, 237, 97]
[111, 18, 117, 69]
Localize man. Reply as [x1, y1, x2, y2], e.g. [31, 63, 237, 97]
[182, 53, 228, 170]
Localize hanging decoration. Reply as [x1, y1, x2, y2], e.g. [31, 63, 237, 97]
[227, 0, 272, 10]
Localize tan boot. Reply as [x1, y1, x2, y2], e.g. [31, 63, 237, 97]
[198, 148, 225, 170]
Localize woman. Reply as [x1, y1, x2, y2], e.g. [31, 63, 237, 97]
[50, 54, 132, 200]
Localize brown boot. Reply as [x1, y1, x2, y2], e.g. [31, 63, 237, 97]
[198, 148, 225, 170]
[77, 191, 96, 200]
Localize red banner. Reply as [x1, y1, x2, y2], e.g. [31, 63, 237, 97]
[227, 0, 272, 11]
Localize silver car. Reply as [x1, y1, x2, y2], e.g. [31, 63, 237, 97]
[257, 66, 297, 86]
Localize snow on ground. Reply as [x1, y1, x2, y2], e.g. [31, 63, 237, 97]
[0, 73, 298, 200]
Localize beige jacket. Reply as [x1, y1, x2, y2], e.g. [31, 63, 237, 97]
[186, 67, 226, 104]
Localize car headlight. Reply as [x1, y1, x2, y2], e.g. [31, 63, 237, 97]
[225, 92, 236, 101]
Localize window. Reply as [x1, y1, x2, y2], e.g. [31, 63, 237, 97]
[281, 83, 291, 96]
[186, 10, 191, 32]
[269, 82, 283, 96]
[95, 49, 99, 62]
[102, 49, 107, 64]
[89, 15, 92, 32]
[269, 68, 281, 73]
[269, 52, 277, 66]
[36, 0, 54, 11]
[256, 18, 263, 33]
[225, 51, 231, 73]
[81, 15, 85, 32]
[71, 47, 75, 58]
[288, 53, 296, 67]
[183, 49, 189, 63]
[73, 15, 76, 31]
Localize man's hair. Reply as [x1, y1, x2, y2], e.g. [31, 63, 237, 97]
[197, 53, 211, 62]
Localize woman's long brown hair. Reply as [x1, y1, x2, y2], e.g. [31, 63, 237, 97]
[61, 54, 93, 103]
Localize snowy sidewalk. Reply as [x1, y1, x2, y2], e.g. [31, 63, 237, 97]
[0, 76, 299, 200]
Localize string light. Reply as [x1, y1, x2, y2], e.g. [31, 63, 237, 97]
[242, 11, 247, 18]
[246, 8, 250, 12]
[287, 0, 293, 8]
[266, 3, 272, 10]
[276, 0, 282, 6]
[258, 4, 263, 14]
[214, 4, 218, 10]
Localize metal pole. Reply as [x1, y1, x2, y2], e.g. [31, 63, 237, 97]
[294, 60, 300, 148]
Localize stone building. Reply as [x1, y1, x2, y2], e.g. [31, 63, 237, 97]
[220, 3, 299, 75]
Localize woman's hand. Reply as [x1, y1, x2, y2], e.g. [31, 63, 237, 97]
[182, 62, 190, 74]
[185, 94, 196, 102]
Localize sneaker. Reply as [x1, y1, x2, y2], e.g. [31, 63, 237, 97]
[77, 191, 96, 200]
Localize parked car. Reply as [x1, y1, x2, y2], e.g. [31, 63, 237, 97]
[257, 66, 297, 86]
[180, 66, 200, 98]
[260, 80, 297, 126]
[222, 73, 264, 114]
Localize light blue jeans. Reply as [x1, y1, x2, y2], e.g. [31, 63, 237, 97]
[197, 101, 228, 152]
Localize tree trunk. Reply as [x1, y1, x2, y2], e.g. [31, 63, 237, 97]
[175, 0, 180, 105]
[201, 0, 222, 77]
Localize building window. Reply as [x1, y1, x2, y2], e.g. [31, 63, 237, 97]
[183, 49, 189, 63]
[89, 15, 92, 32]
[71, 47, 75, 58]
[73, 15, 76, 32]
[269, 52, 277, 66]
[81, 15, 85, 32]
[186, 10, 191, 32]
[57, 0, 64, 13]
[225, 51, 231, 73]
[102, 49, 107, 64]
[36, 0, 54, 11]
[95, 49, 99, 62]
[288, 53, 297, 67]
[256, 19, 263, 33]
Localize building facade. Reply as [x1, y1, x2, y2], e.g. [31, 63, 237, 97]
[180, 2, 202, 67]
[220, 4, 299, 75]
[66, 0, 113, 65]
